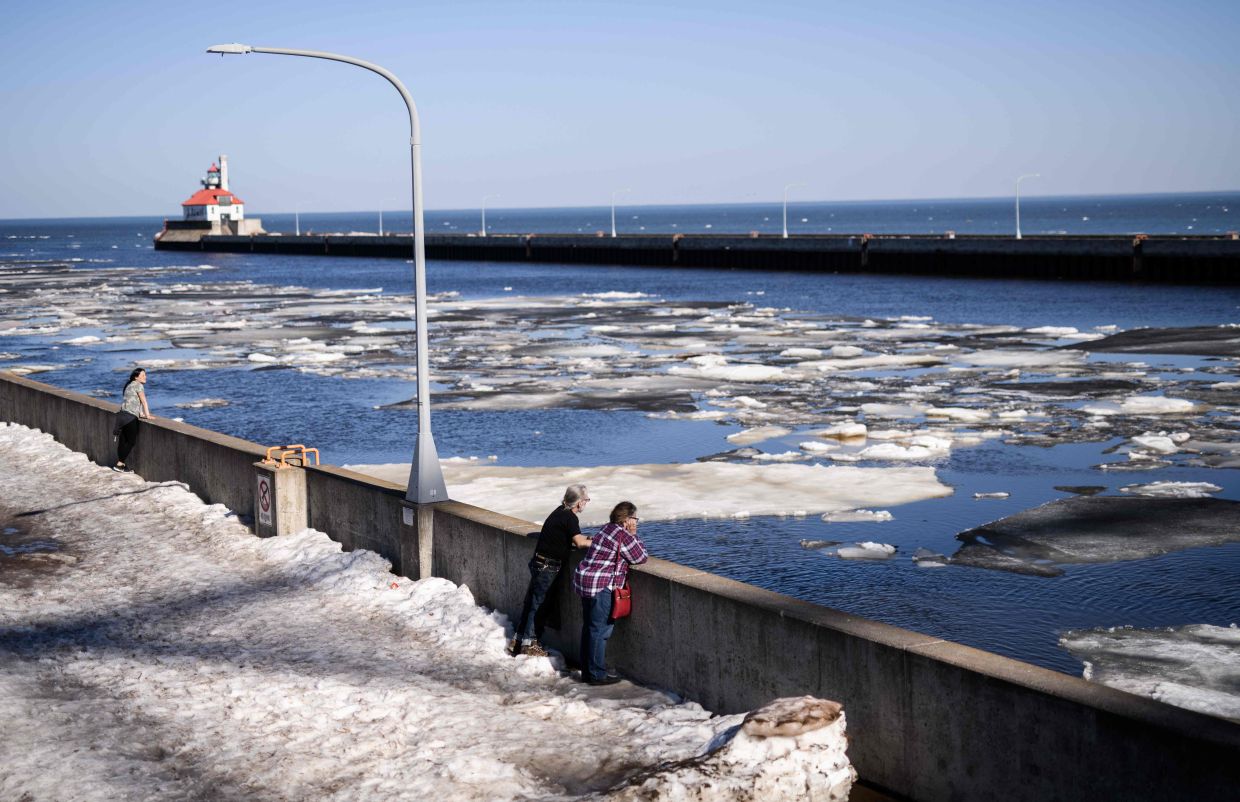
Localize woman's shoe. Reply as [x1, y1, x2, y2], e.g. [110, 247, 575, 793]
[586, 675, 621, 686]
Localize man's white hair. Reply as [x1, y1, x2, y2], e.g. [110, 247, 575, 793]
[563, 484, 588, 508]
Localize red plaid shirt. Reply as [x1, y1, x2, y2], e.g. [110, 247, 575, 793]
[572, 522, 649, 598]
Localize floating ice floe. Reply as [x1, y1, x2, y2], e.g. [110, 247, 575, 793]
[859, 402, 925, 420]
[799, 440, 839, 454]
[799, 539, 841, 550]
[814, 422, 867, 439]
[954, 350, 1085, 369]
[174, 398, 231, 409]
[912, 548, 949, 567]
[953, 496, 1240, 576]
[1129, 434, 1179, 454]
[803, 353, 942, 372]
[5, 364, 62, 375]
[668, 354, 788, 383]
[821, 509, 893, 523]
[973, 492, 1010, 500]
[1026, 326, 1080, 337]
[750, 451, 807, 463]
[855, 438, 950, 462]
[834, 542, 897, 560]
[925, 406, 990, 422]
[1119, 481, 1222, 499]
[779, 347, 822, 358]
[350, 461, 951, 525]
[1060, 624, 1240, 723]
[1084, 396, 1198, 416]
[726, 425, 792, 445]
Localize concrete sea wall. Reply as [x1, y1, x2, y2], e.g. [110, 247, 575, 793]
[153, 231, 1240, 283]
[3, 371, 1237, 801]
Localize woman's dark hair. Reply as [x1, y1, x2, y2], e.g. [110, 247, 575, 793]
[609, 501, 637, 525]
[123, 368, 145, 393]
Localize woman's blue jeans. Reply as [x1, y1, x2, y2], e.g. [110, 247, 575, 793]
[579, 590, 614, 681]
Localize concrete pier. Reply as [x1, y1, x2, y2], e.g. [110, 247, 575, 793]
[153, 231, 1240, 283]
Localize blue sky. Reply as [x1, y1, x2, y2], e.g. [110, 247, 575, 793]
[1, 0, 1237, 218]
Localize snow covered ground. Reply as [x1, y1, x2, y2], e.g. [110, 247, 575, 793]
[0, 424, 854, 801]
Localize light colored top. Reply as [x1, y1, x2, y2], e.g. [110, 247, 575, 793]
[121, 382, 144, 416]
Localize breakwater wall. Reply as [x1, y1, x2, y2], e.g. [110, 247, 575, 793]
[3, 370, 1237, 801]
[154, 231, 1240, 283]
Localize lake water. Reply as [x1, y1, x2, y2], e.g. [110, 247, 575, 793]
[2, 196, 1239, 683]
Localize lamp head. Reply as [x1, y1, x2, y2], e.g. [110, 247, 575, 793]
[206, 43, 253, 56]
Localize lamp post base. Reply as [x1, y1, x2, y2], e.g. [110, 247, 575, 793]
[406, 433, 448, 505]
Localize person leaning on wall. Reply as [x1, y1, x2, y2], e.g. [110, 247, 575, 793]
[510, 484, 593, 657]
[113, 367, 150, 472]
[572, 501, 648, 685]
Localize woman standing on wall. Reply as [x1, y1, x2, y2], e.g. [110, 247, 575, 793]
[114, 367, 150, 472]
[572, 501, 648, 686]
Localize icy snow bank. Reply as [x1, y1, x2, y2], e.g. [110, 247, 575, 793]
[607, 697, 855, 800]
[0, 423, 859, 801]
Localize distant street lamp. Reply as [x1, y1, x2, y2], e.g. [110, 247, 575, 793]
[206, 43, 448, 505]
[611, 188, 631, 238]
[379, 196, 400, 236]
[782, 183, 805, 239]
[480, 194, 500, 237]
[1015, 173, 1040, 240]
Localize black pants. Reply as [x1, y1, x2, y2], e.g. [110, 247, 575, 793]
[117, 418, 140, 463]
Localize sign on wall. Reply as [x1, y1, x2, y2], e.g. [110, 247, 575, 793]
[256, 473, 273, 528]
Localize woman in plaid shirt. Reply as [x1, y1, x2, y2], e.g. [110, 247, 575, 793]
[572, 501, 648, 685]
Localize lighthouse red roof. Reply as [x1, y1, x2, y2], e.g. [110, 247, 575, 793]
[181, 189, 245, 207]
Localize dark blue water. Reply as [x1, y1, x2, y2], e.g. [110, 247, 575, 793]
[3, 200, 1240, 676]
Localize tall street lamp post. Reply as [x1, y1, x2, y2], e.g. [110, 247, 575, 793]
[1015, 173, 1040, 240]
[480, 194, 499, 237]
[782, 183, 804, 239]
[611, 188, 631, 238]
[206, 43, 448, 505]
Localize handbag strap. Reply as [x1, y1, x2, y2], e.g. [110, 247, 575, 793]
[612, 524, 629, 584]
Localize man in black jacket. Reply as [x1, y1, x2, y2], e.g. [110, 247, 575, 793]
[510, 485, 593, 656]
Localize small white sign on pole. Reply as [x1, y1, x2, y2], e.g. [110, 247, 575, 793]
[256, 473, 273, 528]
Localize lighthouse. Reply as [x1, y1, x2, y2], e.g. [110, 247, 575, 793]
[179, 155, 264, 235]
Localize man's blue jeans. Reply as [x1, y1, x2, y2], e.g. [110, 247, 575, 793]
[579, 590, 614, 681]
[515, 558, 560, 643]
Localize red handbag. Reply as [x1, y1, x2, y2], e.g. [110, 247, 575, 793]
[610, 539, 633, 619]
[611, 583, 632, 619]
